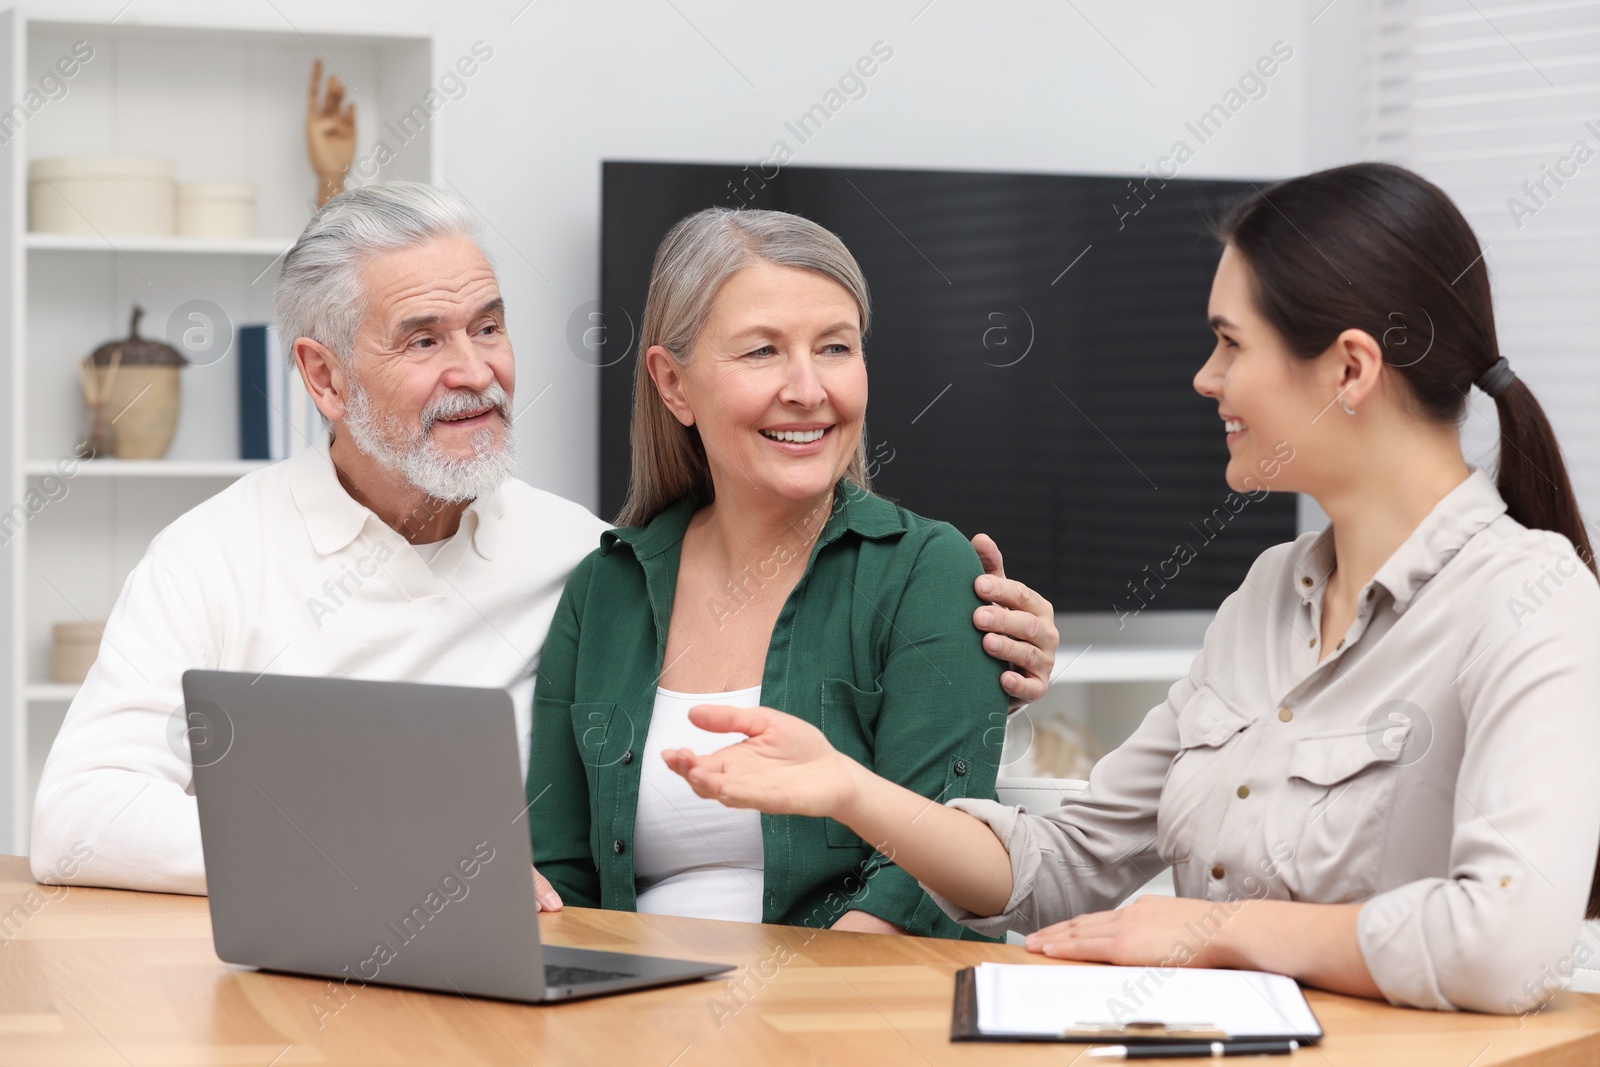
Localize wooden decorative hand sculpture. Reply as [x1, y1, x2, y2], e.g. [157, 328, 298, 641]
[306, 60, 356, 208]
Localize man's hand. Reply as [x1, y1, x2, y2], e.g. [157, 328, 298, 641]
[970, 533, 1059, 711]
[533, 866, 562, 912]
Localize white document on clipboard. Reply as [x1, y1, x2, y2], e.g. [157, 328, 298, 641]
[973, 963, 1323, 1041]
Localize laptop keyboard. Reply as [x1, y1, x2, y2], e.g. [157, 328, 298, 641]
[545, 963, 639, 987]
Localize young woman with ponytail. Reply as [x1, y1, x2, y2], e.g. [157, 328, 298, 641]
[658, 162, 1600, 1014]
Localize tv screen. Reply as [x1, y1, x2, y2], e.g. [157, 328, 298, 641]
[597, 161, 1298, 617]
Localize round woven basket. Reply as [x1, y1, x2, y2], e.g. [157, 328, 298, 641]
[84, 305, 187, 459]
[90, 364, 182, 458]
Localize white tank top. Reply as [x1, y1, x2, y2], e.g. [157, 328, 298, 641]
[631, 684, 764, 922]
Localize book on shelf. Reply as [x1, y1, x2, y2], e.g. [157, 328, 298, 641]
[238, 324, 321, 461]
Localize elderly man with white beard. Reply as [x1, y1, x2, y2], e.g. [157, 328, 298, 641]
[28, 182, 1060, 898]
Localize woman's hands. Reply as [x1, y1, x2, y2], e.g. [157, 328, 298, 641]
[666, 703, 1017, 918]
[831, 910, 906, 935]
[970, 533, 1059, 710]
[1023, 895, 1231, 967]
[533, 866, 562, 912]
[661, 705, 860, 820]
[1021, 896, 1382, 1000]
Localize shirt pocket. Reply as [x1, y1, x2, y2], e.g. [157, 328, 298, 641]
[820, 677, 884, 848]
[569, 701, 634, 772]
[1156, 684, 1253, 865]
[1270, 721, 1408, 902]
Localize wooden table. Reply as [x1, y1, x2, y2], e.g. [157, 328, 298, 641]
[3, 856, 1599, 1065]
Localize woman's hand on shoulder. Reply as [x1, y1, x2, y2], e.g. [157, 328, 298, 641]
[970, 533, 1059, 709]
[662, 705, 862, 820]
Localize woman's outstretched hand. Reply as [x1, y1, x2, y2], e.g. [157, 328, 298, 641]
[668, 703, 1020, 920]
[662, 704, 859, 820]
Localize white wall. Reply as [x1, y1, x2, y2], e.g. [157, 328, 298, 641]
[40, 0, 1356, 514]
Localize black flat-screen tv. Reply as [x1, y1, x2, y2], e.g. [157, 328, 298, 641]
[597, 161, 1298, 617]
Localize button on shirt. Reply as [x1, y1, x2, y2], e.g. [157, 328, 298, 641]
[929, 470, 1600, 1013]
[29, 436, 606, 895]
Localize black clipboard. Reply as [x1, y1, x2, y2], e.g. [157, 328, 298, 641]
[949, 967, 1323, 1045]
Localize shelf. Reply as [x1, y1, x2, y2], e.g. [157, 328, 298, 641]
[1051, 645, 1200, 684]
[5, 11, 439, 858]
[26, 683, 79, 703]
[26, 459, 270, 478]
[26, 232, 296, 257]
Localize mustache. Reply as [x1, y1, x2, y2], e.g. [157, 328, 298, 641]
[420, 383, 511, 434]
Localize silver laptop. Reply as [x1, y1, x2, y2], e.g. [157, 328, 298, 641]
[183, 670, 732, 1002]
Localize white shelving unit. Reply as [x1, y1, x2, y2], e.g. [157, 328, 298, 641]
[24, 459, 271, 478]
[25, 232, 294, 256]
[1001, 646, 1199, 781]
[1053, 645, 1200, 684]
[999, 610, 1211, 779]
[2, 9, 438, 853]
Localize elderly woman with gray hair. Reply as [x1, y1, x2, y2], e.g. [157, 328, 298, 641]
[526, 208, 1044, 937]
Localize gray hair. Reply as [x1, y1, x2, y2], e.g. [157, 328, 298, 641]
[273, 181, 485, 366]
[616, 207, 872, 528]
[642, 207, 872, 365]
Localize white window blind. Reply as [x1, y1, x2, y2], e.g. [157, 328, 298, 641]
[1372, 0, 1600, 528]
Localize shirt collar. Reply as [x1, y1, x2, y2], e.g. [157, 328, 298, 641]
[465, 485, 504, 560]
[1291, 468, 1508, 613]
[286, 433, 505, 561]
[601, 479, 905, 559]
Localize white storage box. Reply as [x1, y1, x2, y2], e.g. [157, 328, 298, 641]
[176, 181, 256, 239]
[29, 156, 176, 236]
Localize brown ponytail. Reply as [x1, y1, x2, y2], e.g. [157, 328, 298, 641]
[1491, 381, 1595, 573]
[1215, 162, 1600, 918]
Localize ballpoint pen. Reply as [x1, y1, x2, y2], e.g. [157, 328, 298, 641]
[1087, 1039, 1299, 1059]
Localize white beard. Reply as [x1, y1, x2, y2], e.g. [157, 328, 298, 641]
[342, 378, 518, 503]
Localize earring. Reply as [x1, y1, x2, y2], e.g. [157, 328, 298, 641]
[1340, 398, 1356, 416]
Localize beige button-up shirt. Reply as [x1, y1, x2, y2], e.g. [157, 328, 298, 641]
[933, 470, 1600, 1013]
